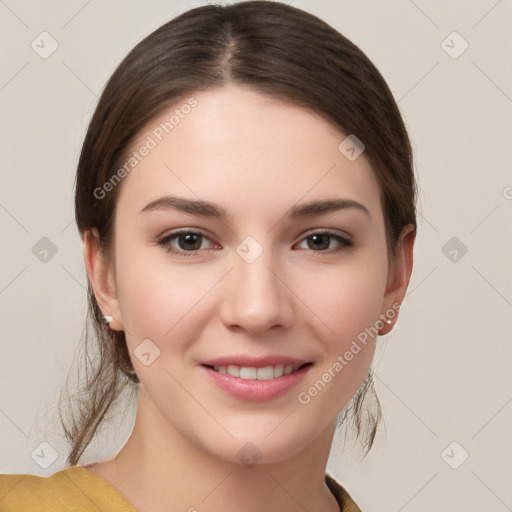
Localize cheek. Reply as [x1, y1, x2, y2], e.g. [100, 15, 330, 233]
[301, 255, 387, 343]
[293, 254, 387, 405]
[114, 242, 218, 358]
[113, 235, 174, 337]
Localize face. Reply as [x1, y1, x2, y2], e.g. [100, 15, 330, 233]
[93, 84, 407, 465]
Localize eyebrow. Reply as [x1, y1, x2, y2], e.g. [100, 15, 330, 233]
[139, 195, 371, 219]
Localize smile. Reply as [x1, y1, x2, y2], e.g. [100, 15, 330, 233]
[200, 362, 313, 401]
[207, 363, 311, 380]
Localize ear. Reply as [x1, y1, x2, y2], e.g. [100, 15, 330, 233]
[378, 224, 416, 335]
[83, 228, 123, 331]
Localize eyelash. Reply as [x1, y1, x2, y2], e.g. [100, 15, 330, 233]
[156, 229, 354, 257]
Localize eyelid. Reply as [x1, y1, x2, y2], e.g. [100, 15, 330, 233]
[160, 227, 212, 238]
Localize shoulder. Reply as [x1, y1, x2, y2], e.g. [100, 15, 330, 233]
[325, 473, 363, 512]
[0, 466, 135, 512]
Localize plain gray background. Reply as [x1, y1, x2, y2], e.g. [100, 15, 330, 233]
[1, 0, 511, 510]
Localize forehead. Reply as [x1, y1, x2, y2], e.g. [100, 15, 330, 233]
[115, 84, 382, 223]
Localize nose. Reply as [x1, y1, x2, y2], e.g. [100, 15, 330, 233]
[218, 248, 294, 335]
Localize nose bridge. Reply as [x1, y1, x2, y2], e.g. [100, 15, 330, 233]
[219, 238, 293, 333]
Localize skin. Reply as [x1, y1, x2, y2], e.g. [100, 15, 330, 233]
[83, 83, 415, 512]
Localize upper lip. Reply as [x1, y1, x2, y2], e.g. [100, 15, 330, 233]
[200, 355, 312, 368]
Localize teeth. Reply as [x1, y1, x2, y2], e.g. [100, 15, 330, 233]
[274, 364, 284, 378]
[283, 365, 294, 375]
[212, 364, 301, 379]
[227, 365, 240, 377]
[240, 367, 257, 379]
[256, 366, 274, 380]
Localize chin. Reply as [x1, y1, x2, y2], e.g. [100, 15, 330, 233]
[195, 424, 317, 468]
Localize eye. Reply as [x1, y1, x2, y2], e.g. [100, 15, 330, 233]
[156, 230, 219, 256]
[295, 231, 354, 253]
[156, 229, 354, 256]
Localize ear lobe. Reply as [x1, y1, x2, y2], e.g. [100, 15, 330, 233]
[379, 224, 416, 334]
[83, 228, 123, 331]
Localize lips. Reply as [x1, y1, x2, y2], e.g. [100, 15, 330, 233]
[199, 360, 313, 401]
[200, 355, 311, 368]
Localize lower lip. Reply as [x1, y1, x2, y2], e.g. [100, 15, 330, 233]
[200, 364, 312, 402]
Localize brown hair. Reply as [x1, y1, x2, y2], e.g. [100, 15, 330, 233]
[60, 0, 417, 466]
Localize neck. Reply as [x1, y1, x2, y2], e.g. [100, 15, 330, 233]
[96, 387, 340, 512]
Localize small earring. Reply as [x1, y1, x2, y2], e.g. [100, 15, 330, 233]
[103, 315, 114, 325]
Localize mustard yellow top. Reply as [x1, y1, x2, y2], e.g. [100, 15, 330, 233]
[0, 466, 362, 511]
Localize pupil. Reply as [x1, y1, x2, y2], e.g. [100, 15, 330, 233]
[308, 234, 329, 250]
[179, 233, 201, 250]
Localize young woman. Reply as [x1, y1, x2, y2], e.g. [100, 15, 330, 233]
[0, 2, 416, 511]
